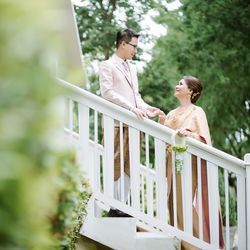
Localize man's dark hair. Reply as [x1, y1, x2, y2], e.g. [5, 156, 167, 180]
[116, 28, 140, 49]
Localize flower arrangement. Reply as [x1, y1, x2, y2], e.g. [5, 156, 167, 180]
[172, 144, 188, 174]
[171, 132, 188, 174]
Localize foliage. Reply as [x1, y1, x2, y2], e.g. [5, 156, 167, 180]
[74, 0, 158, 60]
[51, 152, 92, 250]
[139, 9, 186, 113]
[0, 2, 62, 249]
[0, 1, 91, 249]
[140, 0, 250, 158]
[181, 0, 250, 158]
[172, 144, 188, 153]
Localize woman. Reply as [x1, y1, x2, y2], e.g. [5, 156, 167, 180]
[159, 76, 224, 250]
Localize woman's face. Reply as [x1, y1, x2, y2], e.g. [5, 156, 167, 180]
[174, 79, 192, 99]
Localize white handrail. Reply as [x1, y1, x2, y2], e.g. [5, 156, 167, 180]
[58, 78, 245, 169]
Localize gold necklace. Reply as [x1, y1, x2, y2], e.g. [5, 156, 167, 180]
[171, 105, 194, 127]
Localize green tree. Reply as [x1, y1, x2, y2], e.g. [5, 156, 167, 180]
[181, 0, 250, 157]
[140, 0, 250, 158]
[139, 9, 186, 113]
[74, 0, 158, 60]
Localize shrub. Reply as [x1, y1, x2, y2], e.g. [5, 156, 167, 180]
[51, 152, 91, 250]
[0, 1, 91, 249]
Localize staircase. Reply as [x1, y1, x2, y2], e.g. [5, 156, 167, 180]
[60, 78, 250, 250]
[58, 1, 250, 248]
[80, 199, 180, 250]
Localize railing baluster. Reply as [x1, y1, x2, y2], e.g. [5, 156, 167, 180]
[64, 97, 69, 128]
[129, 127, 140, 210]
[172, 150, 177, 227]
[97, 153, 101, 192]
[207, 162, 219, 248]
[94, 110, 99, 192]
[141, 174, 145, 212]
[68, 99, 74, 145]
[182, 152, 192, 234]
[237, 174, 246, 250]
[78, 104, 90, 176]
[148, 176, 154, 216]
[145, 134, 151, 215]
[224, 169, 230, 250]
[197, 157, 203, 240]
[119, 122, 125, 203]
[103, 115, 114, 198]
[155, 138, 167, 221]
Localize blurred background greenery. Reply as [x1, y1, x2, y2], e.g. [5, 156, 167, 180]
[0, 1, 90, 249]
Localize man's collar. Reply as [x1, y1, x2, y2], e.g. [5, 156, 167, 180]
[113, 53, 127, 64]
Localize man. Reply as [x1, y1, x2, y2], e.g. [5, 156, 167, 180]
[99, 28, 163, 217]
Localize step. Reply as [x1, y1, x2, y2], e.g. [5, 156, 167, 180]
[81, 198, 180, 249]
[135, 232, 180, 250]
[81, 216, 136, 250]
[81, 215, 180, 250]
[76, 235, 112, 250]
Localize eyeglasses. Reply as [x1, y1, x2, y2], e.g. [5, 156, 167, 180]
[126, 42, 138, 49]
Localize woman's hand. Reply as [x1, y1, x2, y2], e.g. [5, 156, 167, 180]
[158, 114, 167, 124]
[177, 128, 193, 137]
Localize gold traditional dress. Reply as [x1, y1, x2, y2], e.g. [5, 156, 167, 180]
[159, 104, 224, 250]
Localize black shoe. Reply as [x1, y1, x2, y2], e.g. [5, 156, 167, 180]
[115, 209, 132, 217]
[107, 209, 118, 217]
[107, 209, 132, 217]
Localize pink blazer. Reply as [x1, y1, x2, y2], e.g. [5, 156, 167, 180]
[99, 54, 150, 111]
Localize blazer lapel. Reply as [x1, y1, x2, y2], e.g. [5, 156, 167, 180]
[114, 63, 133, 88]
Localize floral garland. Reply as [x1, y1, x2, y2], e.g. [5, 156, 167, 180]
[172, 144, 188, 174]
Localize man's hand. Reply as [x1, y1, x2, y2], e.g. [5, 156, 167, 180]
[146, 107, 165, 117]
[131, 107, 148, 119]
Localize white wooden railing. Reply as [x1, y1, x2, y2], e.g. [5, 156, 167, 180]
[59, 78, 250, 250]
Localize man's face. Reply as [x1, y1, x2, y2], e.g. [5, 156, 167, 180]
[123, 37, 138, 60]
